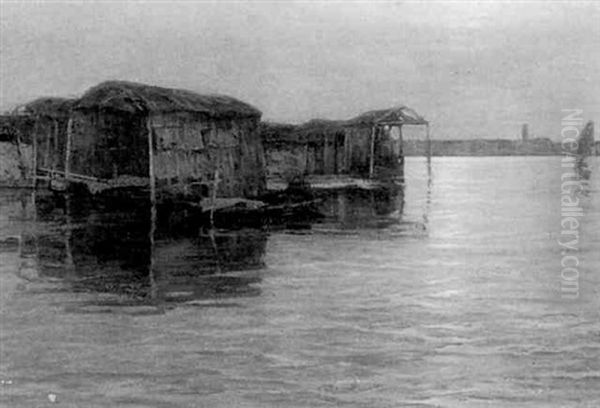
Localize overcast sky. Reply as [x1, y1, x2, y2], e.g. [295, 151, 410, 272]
[1, 1, 598, 140]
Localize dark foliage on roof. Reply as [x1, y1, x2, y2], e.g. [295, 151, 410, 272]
[75, 81, 262, 118]
[345, 106, 427, 126]
[0, 114, 35, 143]
[259, 122, 297, 145]
[19, 97, 76, 118]
[260, 119, 348, 146]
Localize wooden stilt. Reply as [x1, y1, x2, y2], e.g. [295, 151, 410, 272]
[210, 169, 220, 228]
[369, 126, 376, 179]
[53, 120, 59, 172]
[65, 118, 73, 182]
[304, 144, 309, 174]
[398, 125, 405, 181]
[32, 120, 38, 187]
[147, 118, 156, 205]
[147, 118, 158, 300]
[44, 125, 51, 174]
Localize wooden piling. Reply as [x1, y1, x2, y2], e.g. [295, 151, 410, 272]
[369, 126, 376, 179]
[147, 118, 157, 300]
[146, 119, 156, 206]
[65, 118, 73, 182]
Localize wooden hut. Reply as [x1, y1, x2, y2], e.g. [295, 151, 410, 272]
[67, 81, 265, 198]
[20, 97, 77, 181]
[262, 106, 429, 186]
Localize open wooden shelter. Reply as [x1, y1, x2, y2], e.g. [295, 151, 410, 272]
[262, 106, 429, 184]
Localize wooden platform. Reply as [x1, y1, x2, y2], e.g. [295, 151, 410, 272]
[267, 175, 401, 191]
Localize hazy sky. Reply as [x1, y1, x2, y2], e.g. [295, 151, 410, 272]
[1, 1, 599, 140]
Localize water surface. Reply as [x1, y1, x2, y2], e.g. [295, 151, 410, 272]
[1, 157, 599, 407]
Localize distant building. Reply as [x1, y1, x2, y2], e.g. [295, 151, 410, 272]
[521, 124, 529, 142]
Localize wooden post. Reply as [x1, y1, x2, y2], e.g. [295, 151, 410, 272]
[210, 169, 220, 228]
[369, 126, 376, 179]
[397, 125, 405, 181]
[146, 118, 156, 206]
[304, 144, 309, 174]
[44, 125, 52, 174]
[53, 120, 59, 172]
[147, 117, 158, 300]
[323, 133, 327, 174]
[32, 120, 38, 187]
[65, 118, 73, 182]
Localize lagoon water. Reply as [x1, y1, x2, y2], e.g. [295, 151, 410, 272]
[1, 157, 599, 407]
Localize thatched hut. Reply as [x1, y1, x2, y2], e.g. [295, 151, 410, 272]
[20, 97, 77, 178]
[68, 81, 265, 198]
[262, 106, 429, 183]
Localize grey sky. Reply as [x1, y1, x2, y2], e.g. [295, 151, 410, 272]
[1, 1, 598, 140]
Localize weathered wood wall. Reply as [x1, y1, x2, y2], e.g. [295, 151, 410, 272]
[151, 113, 265, 197]
[70, 110, 148, 179]
[70, 110, 265, 198]
[264, 125, 403, 179]
[32, 116, 70, 173]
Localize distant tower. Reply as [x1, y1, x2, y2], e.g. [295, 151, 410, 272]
[521, 124, 529, 142]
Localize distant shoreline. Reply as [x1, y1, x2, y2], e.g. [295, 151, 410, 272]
[403, 138, 599, 157]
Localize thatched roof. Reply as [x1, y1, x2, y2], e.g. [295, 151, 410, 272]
[0, 114, 35, 143]
[75, 81, 261, 118]
[346, 106, 427, 126]
[261, 119, 348, 146]
[17, 97, 76, 118]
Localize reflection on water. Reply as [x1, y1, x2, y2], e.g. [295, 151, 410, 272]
[2, 191, 269, 310]
[1, 184, 414, 310]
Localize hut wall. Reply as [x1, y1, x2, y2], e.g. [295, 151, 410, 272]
[343, 127, 371, 175]
[151, 113, 265, 198]
[323, 134, 335, 174]
[265, 145, 307, 179]
[70, 110, 149, 179]
[33, 116, 69, 173]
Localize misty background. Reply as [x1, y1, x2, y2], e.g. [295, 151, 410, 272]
[1, 1, 598, 140]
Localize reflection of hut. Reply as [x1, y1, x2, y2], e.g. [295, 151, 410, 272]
[68, 81, 265, 198]
[315, 188, 404, 230]
[262, 106, 428, 185]
[21, 195, 267, 303]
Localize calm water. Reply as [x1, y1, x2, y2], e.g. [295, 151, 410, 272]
[1, 157, 599, 407]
